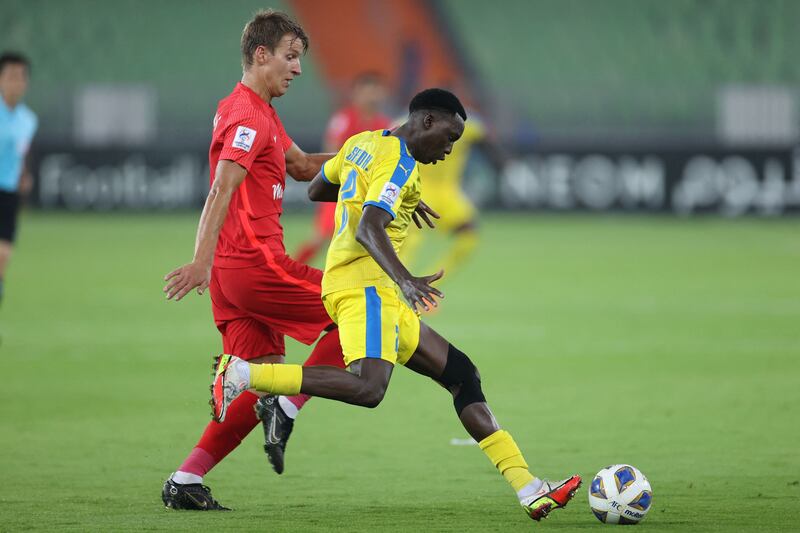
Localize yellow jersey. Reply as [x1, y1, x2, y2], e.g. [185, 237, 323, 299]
[418, 118, 484, 188]
[320, 129, 422, 296]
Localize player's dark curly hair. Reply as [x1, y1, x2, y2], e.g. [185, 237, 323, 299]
[409, 88, 466, 121]
[241, 9, 309, 68]
[0, 51, 30, 74]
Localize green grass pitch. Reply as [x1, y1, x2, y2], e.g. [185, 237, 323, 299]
[1, 211, 798, 532]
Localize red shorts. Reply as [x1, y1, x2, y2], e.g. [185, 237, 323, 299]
[314, 202, 337, 237]
[210, 254, 333, 360]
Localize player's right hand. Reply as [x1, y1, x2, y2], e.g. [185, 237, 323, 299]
[163, 261, 212, 301]
[399, 270, 445, 313]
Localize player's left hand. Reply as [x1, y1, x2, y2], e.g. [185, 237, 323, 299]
[163, 261, 212, 301]
[399, 269, 445, 313]
[412, 200, 440, 229]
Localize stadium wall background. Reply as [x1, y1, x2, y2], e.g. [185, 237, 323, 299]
[29, 145, 800, 216]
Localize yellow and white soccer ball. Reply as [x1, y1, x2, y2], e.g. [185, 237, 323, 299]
[588, 464, 653, 525]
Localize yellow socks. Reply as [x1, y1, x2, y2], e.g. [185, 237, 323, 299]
[248, 363, 303, 395]
[479, 429, 535, 492]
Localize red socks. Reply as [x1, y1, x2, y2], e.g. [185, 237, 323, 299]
[175, 448, 216, 479]
[178, 391, 260, 476]
[176, 329, 344, 478]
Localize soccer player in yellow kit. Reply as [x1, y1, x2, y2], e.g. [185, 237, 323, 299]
[401, 117, 484, 276]
[212, 89, 580, 522]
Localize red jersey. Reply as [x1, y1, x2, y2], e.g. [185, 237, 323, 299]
[210, 83, 293, 268]
[323, 106, 391, 149]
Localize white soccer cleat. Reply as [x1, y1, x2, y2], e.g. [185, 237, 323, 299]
[210, 354, 250, 422]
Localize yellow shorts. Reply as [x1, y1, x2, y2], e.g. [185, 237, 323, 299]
[322, 286, 421, 367]
[424, 184, 476, 232]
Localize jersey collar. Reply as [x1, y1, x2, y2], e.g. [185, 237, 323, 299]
[236, 82, 272, 115]
[382, 130, 412, 158]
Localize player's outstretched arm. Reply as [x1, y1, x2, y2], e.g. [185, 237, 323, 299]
[163, 160, 246, 301]
[356, 206, 444, 312]
[307, 172, 339, 202]
[285, 143, 335, 182]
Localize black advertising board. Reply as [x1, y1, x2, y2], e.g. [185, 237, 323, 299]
[29, 144, 800, 216]
[498, 147, 800, 216]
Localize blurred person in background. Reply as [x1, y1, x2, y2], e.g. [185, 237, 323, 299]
[0, 52, 37, 307]
[401, 105, 505, 283]
[293, 72, 391, 265]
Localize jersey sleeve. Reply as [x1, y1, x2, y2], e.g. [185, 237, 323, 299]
[320, 143, 346, 184]
[363, 147, 417, 219]
[218, 112, 270, 172]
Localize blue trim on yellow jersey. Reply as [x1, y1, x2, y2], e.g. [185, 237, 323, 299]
[363, 200, 396, 219]
[365, 287, 382, 358]
[381, 129, 412, 159]
[320, 164, 331, 183]
[389, 143, 416, 190]
[337, 208, 349, 236]
[340, 169, 357, 199]
[397, 136, 411, 158]
[337, 170, 358, 236]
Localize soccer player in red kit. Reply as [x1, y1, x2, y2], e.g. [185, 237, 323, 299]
[159, 10, 346, 510]
[293, 72, 390, 265]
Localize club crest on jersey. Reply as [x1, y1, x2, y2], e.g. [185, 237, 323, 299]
[378, 182, 400, 206]
[232, 126, 256, 152]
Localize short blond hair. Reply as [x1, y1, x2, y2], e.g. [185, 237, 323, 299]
[241, 9, 308, 68]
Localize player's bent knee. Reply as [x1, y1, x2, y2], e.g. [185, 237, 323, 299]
[438, 344, 486, 415]
[352, 380, 387, 408]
